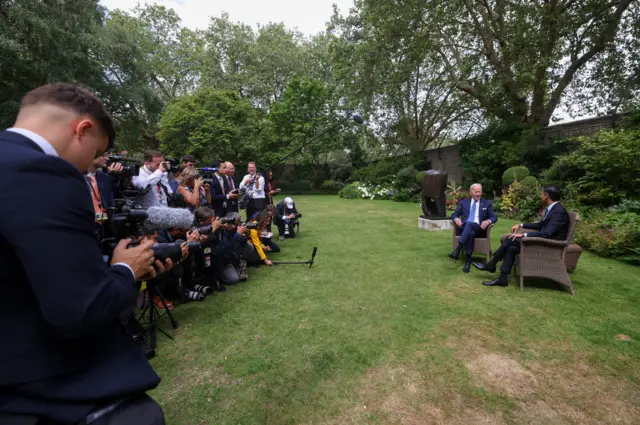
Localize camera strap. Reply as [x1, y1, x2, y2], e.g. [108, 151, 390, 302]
[85, 175, 107, 222]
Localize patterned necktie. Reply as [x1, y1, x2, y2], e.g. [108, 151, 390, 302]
[470, 201, 477, 224]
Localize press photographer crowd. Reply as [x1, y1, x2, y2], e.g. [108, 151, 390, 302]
[0, 84, 302, 424]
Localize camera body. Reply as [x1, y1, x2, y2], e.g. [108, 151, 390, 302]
[107, 155, 140, 177]
[165, 158, 180, 173]
[197, 167, 218, 185]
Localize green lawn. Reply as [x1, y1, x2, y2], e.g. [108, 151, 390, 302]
[151, 196, 640, 425]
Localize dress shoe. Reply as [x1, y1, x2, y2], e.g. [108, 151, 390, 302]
[462, 262, 471, 273]
[448, 249, 462, 260]
[472, 262, 496, 273]
[482, 278, 508, 287]
[214, 281, 227, 292]
[153, 296, 174, 310]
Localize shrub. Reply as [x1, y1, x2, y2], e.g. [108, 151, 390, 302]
[338, 181, 394, 200]
[575, 211, 640, 265]
[542, 128, 640, 207]
[610, 199, 640, 214]
[492, 197, 503, 213]
[320, 180, 343, 194]
[338, 182, 362, 199]
[278, 180, 312, 193]
[416, 170, 426, 185]
[392, 189, 420, 203]
[328, 163, 353, 182]
[394, 166, 419, 191]
[502, 166, 530, 187]
[500, 177, 542, 221]
[520, 175, 538, 188]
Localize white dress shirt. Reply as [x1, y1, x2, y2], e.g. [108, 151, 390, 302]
[133, 166, 173, 208]
[470, 199, 480, 224]
[239, 173, 265, 199]
[7, 127, 135, 277]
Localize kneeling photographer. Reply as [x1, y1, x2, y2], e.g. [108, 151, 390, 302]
[0, 84, 169, 424]
[275, 197, 301, 240]
[244, 210, 275, 266]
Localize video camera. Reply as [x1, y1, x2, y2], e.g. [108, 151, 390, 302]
[197, 167, 218, 185]
[165, 158, 180, 173]
[107, 155, 140, 177]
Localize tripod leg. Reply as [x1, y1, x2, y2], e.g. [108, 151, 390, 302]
[154, 287, 180, 329]
[148, 299, 157, 351]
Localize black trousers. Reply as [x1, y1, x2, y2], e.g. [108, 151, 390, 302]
[274, 217, 296, 238]
[491, 238, 522, 274]
[246, 198, 265, 222]
[0, 395, 164, 425]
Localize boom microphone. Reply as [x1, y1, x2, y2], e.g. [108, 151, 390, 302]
[145, 206, 194, 230]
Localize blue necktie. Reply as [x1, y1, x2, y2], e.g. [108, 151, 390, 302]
[543, 206, 550, 220]
[469, 201, 477, 224]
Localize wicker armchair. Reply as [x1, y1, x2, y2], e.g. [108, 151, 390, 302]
[509, 213, 579, 295]
[452, 222, 494, 261]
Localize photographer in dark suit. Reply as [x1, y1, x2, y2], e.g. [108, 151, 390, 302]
[473, 186, 570, 287]
[0, 84, 168, 424]
[449, 184, 497, 273]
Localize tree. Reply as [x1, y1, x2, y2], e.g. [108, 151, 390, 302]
[269, 77, 357, 186]
[354, 0, 636, 127]
[0, 0, 106, 127]
[157, 89, 273, 166]
[329, 3, 480, 157]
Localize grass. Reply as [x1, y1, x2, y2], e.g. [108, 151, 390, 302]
[151, 196, 640, 425]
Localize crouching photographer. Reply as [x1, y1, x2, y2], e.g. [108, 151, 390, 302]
[0, 84, 167, 424]
[193, 207, 250, 287]
[275, 197, 302, 240]
[243, 210, 275, 266]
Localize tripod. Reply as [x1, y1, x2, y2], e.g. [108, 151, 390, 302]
[137, 282, 179, 353]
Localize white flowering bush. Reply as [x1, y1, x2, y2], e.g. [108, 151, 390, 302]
[338, 181, 394, 200]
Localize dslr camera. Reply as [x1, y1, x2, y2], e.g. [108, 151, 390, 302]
[107, 155, 140, 178]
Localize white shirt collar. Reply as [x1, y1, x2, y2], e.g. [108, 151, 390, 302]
[7, 128, 59, 157]
[547, 201, 559, 212]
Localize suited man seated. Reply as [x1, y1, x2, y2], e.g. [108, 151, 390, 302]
[473, 185, 570, 287]
[449, 183, 497, 273]
[0, 83, 169, 425]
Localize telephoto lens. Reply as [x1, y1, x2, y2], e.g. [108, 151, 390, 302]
[245, 222, 259, 230]
[151, 242, 183, 263]
[176, 240, 202, 252]
[194, 225, 213, 235]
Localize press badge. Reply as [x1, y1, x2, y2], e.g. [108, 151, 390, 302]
[95, 212, 108, 221]
[204, 247, 212, 267]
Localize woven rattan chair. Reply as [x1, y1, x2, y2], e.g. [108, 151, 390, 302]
[452, 222, 494, 261]
[505, 212, 579, 295]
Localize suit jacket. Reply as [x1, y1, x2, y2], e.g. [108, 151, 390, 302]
[0, 130, 159, 422]
[209, 174, 228, 217]
[523, 202, 570, 240]
[224, 176, 239, 212]
[451, 198, 497, 225]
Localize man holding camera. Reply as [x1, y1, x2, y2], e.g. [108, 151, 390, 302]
[239, 161, 266, 221]
[133, 150, 173, 208]
[224, 161, 239, 213]
[275, 197, 301, 240]
[0, 84, 168, 424]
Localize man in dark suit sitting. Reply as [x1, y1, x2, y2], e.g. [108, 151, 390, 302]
[473, 186, 570, 287]
[0, 84, 168, 424]
[449, 183, 497, 273]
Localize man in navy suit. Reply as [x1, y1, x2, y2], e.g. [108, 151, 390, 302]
[450, 184, 498, 273]
[209, 160, 239, 217]
[224, 161, 239, 213]
[473, 186, 570, 287]
[0, 84, 167, 424]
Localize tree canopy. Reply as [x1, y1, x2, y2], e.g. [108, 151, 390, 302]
[1, 0, 639, 176]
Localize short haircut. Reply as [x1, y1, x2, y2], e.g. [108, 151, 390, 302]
[265, 204, 276, 213]
[21, 83, 115, 149]
[143, 150, 163, 162]
[195, 206, 215, 222]
[182, 154, 195, 163]
[212, 158, 224, 167]
[542, 186, 562, 202]
[248, 161, 256, 167]
[470, 183, 482, 191]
